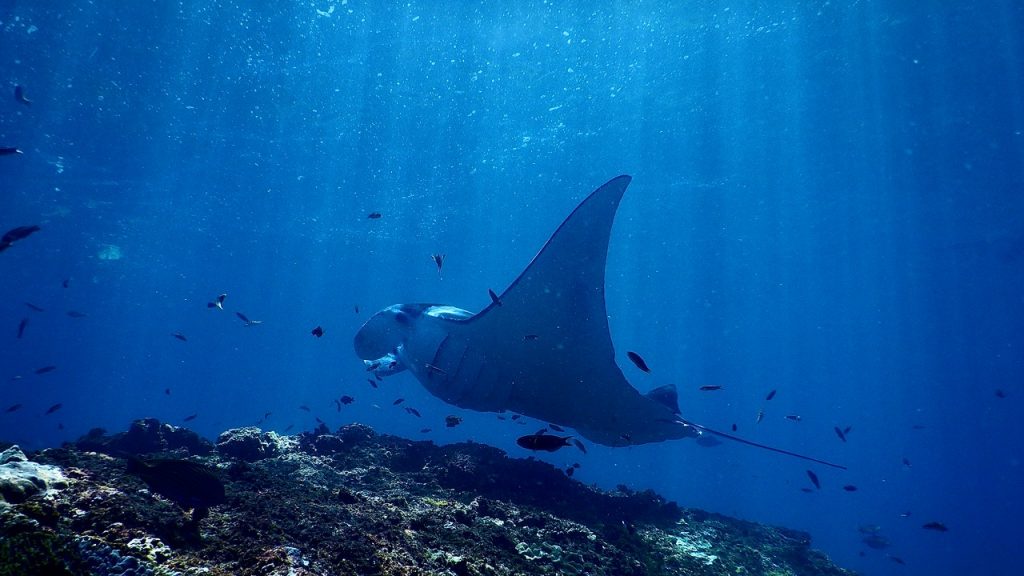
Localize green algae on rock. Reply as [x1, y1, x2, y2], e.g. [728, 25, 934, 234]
[0, 421, 855, 576]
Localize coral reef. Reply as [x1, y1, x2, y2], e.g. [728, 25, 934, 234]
[0, 421, 855, 575]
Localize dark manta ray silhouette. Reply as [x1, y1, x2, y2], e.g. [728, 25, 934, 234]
[355, 175, 845, 469]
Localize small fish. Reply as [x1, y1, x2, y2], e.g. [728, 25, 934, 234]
[488, 289, 502, 306]
[510, 414, 521, 421]
[445, 415, 462, 428]
[765, 389, 777, 401]
[284, 424, 294, 432]
[165, 388, 171, 395]
[572, 438, 587, 454]
[354, 304, 360, 314]
[922, 521, 948, 532]
[173, 333, 187, 342]
[24, 302, 45, 312]
[315, 416, 324, 425]
[334, 399, 341, 412]
[902, 457, 912, 468]
[66, 310, 87, 318]
[0, 147, 23, 156]
[45, 403, 62, 415]
[806, 470, 821, 490]
[549, 423, 565, 432]
[756, 409, 765, 424]
[13, 85, 31, 106]
[62, 278, 70, 289]
[619, 433, 633, 443]
[366, 378, 378, 388]
[420, 428, 432, 433]
[367, 212, 382, 219]
[900, 511, 912, 518]
[994, 389, 1007, 398]
[236, 312, 262, 326]
[731, 423, 737, 432]
[17, 317, 28, 339]
[405, 407, 421, 417]
[393, 398, 405, 406]
[698, 385, 723, 391]
[34, 365, 57, 374]
[842, 485, 858, 492]
[785, 414, 802, 422]
[207, 293, 227, 309]
[834, 426, 847, 442]
[626, 351, 650, 373]
[523, 334, 539, 341]
[799, 487, 813, 493]
[183, 413, 198, 422]
[299, 405, 311, 412]
[887, 555, 906, 565]
[572, 462, 580, 469]
[4, 404, 22, 413]
[339, 395, 354, 405]
[311, 326, 324, 338]
[565, 467, 575, 477]
[517, 433, 573, 452]
[365, 360, 380, 372]
[431, 253, 445, 277]
[843, 425, 852, 435]
[496, 415, 506, 420]
[0, 225, 41, 252]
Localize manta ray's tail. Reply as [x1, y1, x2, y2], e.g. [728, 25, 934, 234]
[677, 418, 848, 470]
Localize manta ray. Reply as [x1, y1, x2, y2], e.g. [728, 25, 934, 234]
[355, 175, 845, 469]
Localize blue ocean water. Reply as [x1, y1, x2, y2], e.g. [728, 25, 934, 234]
[2, 1, 1022, 574]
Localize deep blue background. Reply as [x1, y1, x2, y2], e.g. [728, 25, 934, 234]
[2, 2, 1022, 574]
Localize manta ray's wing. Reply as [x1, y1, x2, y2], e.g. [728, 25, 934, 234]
[418, 175, 688, 445]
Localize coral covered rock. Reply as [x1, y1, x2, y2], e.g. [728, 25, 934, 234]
[0, 446, 67, 504]
[0, 421, 855, 575]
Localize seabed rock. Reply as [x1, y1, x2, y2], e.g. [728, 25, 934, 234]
[0, 421, 855, 575]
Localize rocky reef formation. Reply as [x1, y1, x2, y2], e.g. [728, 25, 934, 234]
[0, 420, 855, 576]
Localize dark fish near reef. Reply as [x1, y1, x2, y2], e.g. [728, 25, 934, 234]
[902, 457, 912, 468]
[0, 147, 23, 156]
[517, 432, 573, 452]
[922, 521, 948, 532]
[842, 485, 857, 492]
[431, 253, 445, 277]
[17, 318, 28, 339]
[834, 427, 847, 442]
[765, 389, 777, 401]
[861, 533, 890, 550]
[367, 378, 378, 388]
[339, 395, 354, 405]
[35, 365, 57, 374]
[445, 415, 462, 428]
[14, 85, 31, 106]
[127, 457, 225, 511]
[66, 310, 87, 318]
[0, 225, 41, 252]
[405, 407, 421, 417]
[284, 424, 294, 432]
[4, 404, 22, 413]
[236, 312, 262, 326]
[626, 351, 650, 373]
[165, 388, 171, 395]
[44, 403, 62, 415]
[699, 385, 722, 391]
[207, 293, 227, 309]
[183, 413, 198, 422]
[731, 423, 737, 432]
[994, 389, 1007, 398]
[393, 398, 405, 405]
[549, 423, 565, 432]
[887, 555, 906, 565]
[756, 409, 765, 424]
[62, 278, 70, 288]
[420, 428, 431, 433]
[299, 405, 311, 412]
[311, 326, 324, 338]
[806, 470, 821, 490]
[523, 334, 539, 341]
[785, 415, 802, 422]
[367, 212, 382, 219]
[572, 439, 587, 454]
[488, 289, 502, 306]
[173, 333, 187, 342]
[24, 302, 45, 312]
